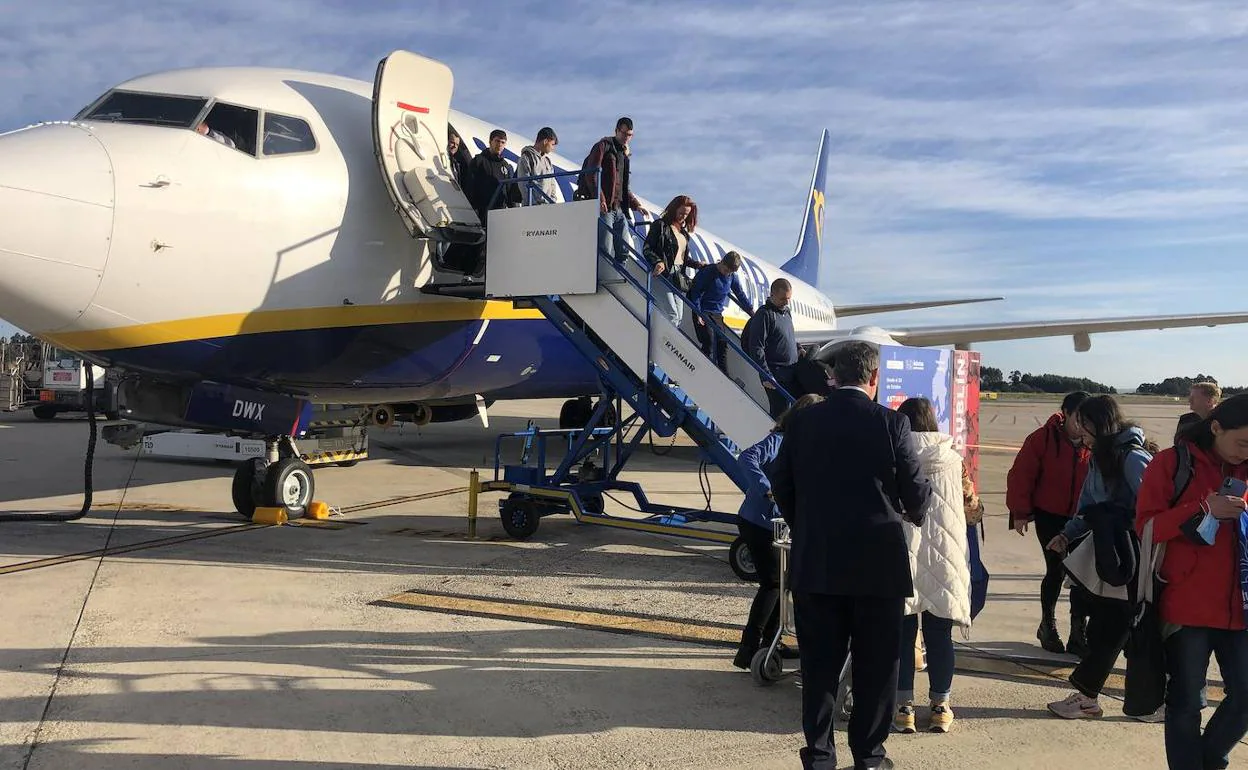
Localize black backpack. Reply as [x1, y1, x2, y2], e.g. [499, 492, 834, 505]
[573, 140, 606, 201]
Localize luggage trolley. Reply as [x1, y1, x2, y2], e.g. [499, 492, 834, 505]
[751, 518, 853, 719]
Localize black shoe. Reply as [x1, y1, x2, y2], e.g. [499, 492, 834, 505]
[1037, 620, 1066, 654]
[733, 646, 756, 670]
[776, 642, 800, 660]
[1066, 621, 1090, 659]
[858, 759, 895, 770]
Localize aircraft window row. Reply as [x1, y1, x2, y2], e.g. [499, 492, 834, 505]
[791, 299, 832, 324]
[80, 91, 208, 128]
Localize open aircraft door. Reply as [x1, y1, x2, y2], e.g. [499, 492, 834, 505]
[372, 51, 483, 249]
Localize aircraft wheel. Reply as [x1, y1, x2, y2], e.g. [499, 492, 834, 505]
[729, 535, 759, 582]
[499, 494, 541, 540]
[264, 457, 315, 516]
[33, 404, 56, 420]
[750, 648, 783, 686]
[231, 459, 263, 519]
[558, 397, 593, 430]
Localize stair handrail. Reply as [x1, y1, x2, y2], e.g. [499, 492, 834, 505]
[596, 218, 796, 407]
[484, 166, 795, 409]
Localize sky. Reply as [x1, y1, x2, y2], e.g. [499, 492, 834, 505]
[1, 0, 1246, 389]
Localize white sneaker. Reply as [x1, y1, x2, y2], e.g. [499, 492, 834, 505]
[1047, 692, 1103, 719]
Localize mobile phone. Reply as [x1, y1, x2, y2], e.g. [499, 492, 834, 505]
[1221, 477, 1248, 499]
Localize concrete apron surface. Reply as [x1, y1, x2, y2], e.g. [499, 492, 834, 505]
[0, 398, 1227, 769]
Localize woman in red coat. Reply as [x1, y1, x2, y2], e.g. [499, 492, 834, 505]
[1136, 394, 1248, 770]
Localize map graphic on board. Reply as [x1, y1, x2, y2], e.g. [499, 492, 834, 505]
[878, 344, 952, 433]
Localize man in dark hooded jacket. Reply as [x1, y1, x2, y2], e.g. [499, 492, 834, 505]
[466, 129, 521, 225]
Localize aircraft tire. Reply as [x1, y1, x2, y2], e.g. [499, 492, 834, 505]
[729, 536, 759, 582]
[32, 404, 56, 420]
[231, 460, 262, 519]
[558, 397, 593, 430]
[264, 457, 315, 516]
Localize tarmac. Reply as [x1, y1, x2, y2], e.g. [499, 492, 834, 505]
[0, 396, 1226, 769]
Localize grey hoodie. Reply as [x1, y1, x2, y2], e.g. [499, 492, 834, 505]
[515, 145, 558, 204]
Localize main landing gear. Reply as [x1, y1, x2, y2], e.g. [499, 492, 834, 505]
[230, 435, 315, 519]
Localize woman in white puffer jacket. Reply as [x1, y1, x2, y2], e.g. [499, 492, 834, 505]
[892, 397, 973, 735]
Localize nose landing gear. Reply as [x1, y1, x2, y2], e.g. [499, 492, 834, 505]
[230, 435, 316, 519]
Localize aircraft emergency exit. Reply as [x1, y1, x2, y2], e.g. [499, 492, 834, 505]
[2, 50, 1246, 517]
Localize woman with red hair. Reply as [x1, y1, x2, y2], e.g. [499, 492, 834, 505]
[643, 195, 706, 329]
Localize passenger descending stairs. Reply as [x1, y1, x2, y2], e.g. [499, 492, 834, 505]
[530, 249, 784, 491]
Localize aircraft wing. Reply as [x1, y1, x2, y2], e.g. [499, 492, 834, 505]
[793, 310, 1248, 350]
[835, 297, 1003, 318]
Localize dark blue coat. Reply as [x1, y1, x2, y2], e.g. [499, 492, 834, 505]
[771, 387, 933, 597]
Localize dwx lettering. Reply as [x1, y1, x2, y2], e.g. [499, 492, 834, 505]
[232, 399, 266, 421]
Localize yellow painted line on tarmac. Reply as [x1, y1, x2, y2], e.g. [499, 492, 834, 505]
[375, 589, 743, 646]
[375, 589, 1215, 700]
[969, 442, 1022, 452]
[0, 486, 468, 577]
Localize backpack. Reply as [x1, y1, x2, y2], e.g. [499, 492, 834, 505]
[1170, 441, 1194, 507]
[573, 139, 608, 201]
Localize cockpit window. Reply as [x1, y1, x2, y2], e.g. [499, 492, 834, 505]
[262, 113, 317, 156]
[199, 102, 259, 156]
[80, 91, 208, 127]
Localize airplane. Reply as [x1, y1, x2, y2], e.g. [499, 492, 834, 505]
[2, 49, 1247, 519]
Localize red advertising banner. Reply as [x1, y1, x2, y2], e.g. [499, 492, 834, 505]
[951, 350, 982, 487]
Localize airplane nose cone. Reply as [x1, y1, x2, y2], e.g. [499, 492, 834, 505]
[0, 122, 115, 334]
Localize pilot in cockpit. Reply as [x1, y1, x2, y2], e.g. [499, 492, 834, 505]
[195, 119, 236, 150]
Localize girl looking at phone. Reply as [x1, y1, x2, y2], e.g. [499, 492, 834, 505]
[1136, 393, 1248, 770]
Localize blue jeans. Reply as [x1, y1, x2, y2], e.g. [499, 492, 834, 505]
[1165, 626, 1248, 770]
[659, 288, 683, 328]
[600, 209, 628, 262]
[897, 611, 955, 702]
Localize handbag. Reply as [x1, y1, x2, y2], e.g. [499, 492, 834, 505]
[1123, 517, 1167, 717]
[968, 521, 990, 620]
[962, 464, 985, 527]
[1061, 532, 1130, 602]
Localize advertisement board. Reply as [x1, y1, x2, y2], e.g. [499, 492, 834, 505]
[877, 344, 980, 486]
[878, 345, 952, 434]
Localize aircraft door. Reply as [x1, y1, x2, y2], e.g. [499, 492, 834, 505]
[372, 51, 482, 249]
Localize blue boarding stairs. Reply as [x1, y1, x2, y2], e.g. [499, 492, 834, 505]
[475, 168, 795, 580]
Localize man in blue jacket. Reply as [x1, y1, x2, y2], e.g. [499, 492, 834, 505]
[687, 251, 754, 372]
[742, 278, 800, 417]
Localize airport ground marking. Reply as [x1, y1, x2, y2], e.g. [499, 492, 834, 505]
[0, 486, 468, 577]
[372, 588, 1207, 697]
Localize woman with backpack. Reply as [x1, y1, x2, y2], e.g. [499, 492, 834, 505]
[732, 393, 825, 670]
[1136, 394, 1248, 769]
[891, 397, 974, 734]
[1045, 395, 1155, 720]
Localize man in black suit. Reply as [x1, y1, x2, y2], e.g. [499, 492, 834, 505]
[771, 342, 932, 770]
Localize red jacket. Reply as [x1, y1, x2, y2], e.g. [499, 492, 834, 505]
[1136, 442, 1247, 631]
[1006, 413, 1090, 524]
